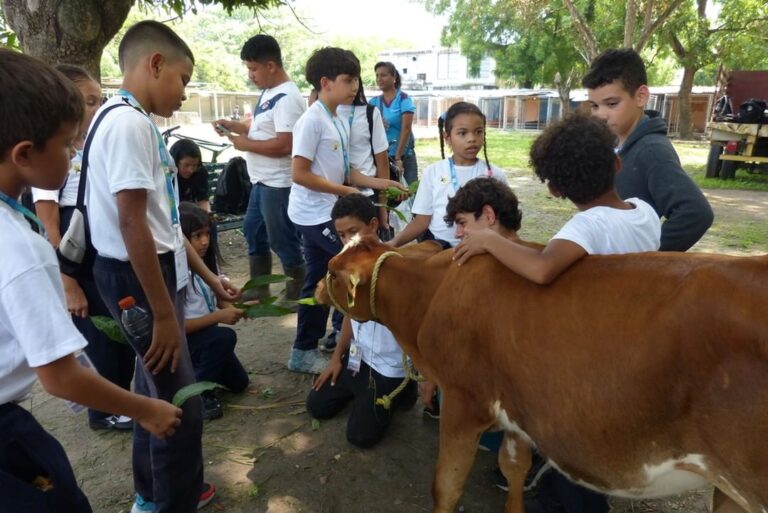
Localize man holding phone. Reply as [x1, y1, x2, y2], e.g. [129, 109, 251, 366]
[212, 34, 306, 304]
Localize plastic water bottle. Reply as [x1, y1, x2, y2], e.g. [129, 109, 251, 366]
[119, 296, 152, 349]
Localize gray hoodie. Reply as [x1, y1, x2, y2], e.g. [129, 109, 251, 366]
[617, 112, 713, 251]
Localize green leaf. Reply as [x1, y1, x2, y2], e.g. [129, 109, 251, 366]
[384, 187, 405, 200]
[408, 180, 420, 196]
[311, 418, 321, 431]
[297, 297, 318, 305]
[390, 207, 408, 223]
[90, 316, 128, 344]
[172, 381, 226, 407]
[243, 303, 295, 318]
[241, 274, 291, 291]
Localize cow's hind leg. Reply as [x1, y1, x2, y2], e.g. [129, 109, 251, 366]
[713, 489, 749, 513]
[498, 431, 531, 513]
[432, 392, 489, 513]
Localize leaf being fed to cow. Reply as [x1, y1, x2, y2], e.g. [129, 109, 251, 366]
[241, 274, 291, 291]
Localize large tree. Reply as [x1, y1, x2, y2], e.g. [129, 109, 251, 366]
[0, 0, 285, 80]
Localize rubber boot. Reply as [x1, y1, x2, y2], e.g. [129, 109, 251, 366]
[243, 254, 272, 302]
[279, 264, 307, 311]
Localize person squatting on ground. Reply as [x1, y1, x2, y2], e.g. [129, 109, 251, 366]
[306, 194, 417, 448]
[31, 64, 136, 433]
[179, 202, 250, 421]
[213, 34, 307, 304]
[85, 20, 240, 513]
[0, 47, 181, 513]
[170, 139, 210, 211]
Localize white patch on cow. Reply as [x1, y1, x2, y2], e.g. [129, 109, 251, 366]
[338, 233, 362, 256]
[504, 437, 517, 463]
[490, 401, 535, 447]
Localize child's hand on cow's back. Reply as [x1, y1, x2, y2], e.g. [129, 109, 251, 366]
[453, 228, 497, 265]
[135, 398, 182, 439]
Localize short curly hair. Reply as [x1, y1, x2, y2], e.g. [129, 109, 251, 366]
[444, 177, 522, 231]
[332, 193, 376, 224]
[529, 113, 617, 205]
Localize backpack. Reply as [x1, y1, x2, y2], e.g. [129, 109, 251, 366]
[212, 156, 251, 215]
[736, 98, 768, 124]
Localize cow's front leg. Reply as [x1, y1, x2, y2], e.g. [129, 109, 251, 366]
[432, 392, 486, 513]
[498, 431, 531, 513]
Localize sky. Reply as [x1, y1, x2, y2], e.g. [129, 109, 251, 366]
[290, 0, 446, 48]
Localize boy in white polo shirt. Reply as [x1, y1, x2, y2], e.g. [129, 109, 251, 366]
[287, 47, 363, 374]
[0, 49, 180, 513]
[213, 34, 306, 302]
[85, 21, 238, 513]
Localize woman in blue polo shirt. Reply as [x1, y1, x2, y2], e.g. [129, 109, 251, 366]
[370, 61, 418, 184]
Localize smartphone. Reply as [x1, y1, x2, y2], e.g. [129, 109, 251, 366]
[215, 124, 232, 136]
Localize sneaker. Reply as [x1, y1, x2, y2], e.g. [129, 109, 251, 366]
[130, 483, 216, 513]
[287, 348, 327, 374]
[201, 392, 223, 421]
[89, 414, 133, 432]
[320, 330, 338, 353]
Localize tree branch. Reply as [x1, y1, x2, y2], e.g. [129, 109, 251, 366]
[636, 0, 686, 52]
[563, 0, 599, 61]
[624, 0, 637, 47]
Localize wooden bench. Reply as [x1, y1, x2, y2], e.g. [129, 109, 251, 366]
[206, 163, 246, 233]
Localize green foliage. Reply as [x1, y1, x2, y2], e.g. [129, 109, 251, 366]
[172, 381, 226, 407]
[90, 316, 129, 344]
[241, 274, 291, 291]
[0, 8, 18, 50]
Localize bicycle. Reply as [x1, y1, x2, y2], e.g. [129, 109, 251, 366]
[161, 125, 232, 164]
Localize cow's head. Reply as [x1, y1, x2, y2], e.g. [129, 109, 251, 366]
[315, 233, 394, 322]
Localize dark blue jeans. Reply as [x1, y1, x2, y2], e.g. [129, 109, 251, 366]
[0, 403, 92, 513]
[187, 325, 249, 393]
[401, 151, 418, 185]
[293, 221, 342, 350]
[243, 183, 304, 268]
[93, 253, 203, 513]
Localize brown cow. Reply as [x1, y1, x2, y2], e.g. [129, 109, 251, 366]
[318, 234, 768, 513]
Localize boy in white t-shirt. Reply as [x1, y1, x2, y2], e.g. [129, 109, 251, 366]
[307, 194, 416, 448]
[454, 112, 661, 284]
[213, 35, 307, 302]
[287, 47, 364, 374]
[0, 48, 180, 513]
[85, 21, 238, 512]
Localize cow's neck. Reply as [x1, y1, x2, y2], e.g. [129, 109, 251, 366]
[370, 250, 454, 360]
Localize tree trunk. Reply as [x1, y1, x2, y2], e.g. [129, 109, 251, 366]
[558, 85, 571, 116]
[677, 64, 697, 139]
[2, 0, 134, 81]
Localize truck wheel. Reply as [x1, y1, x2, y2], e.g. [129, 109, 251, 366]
[721, 159, 737, 179]
[706, 143, 724, 178]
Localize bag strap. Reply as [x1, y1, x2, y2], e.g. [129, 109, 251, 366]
[76, 100, 139, 210]
[366, 104, 376, 157]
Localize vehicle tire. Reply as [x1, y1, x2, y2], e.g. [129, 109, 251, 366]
[721, 159, 737, 179]
[705, 143, 724, 178]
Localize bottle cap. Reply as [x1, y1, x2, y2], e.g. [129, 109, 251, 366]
[118, 296, 136, 310]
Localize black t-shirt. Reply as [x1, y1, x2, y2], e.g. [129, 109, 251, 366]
[177, 167, 209, 203]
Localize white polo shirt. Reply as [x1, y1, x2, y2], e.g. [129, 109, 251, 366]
[31, 151, 82, 207]
[0, 202, 86, 404]
[350, 320, 407, 378]
[246, 81, 306, 188]
[337, 104, 388, 197]
[288, 101, 348, 226]
[411, 158, 508, 246]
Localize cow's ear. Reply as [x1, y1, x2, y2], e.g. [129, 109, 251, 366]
[338, 269, 364, 308]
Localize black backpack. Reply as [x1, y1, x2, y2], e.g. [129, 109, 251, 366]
[736, 98, 768, 124]
[213, 156, 251, 215]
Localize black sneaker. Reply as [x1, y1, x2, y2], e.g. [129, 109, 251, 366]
[320, 330, 338, 353]
[202, 392, 223, 421]
[89, 415, 133, 431]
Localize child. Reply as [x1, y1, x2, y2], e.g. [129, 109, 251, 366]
[286, 47, 365, 374]
[0, 48, 180, 513]
[31, 64, 136, 433]
[306, 194, 417, 448]
[454, 112, 661, 282]
[212, 34, 306, 303]
[170, 139, 210, 211]
[179, 202, 249, 420]
[582, 48, 712, 252]
[85, 21, 238, 512]
[389, 101, 508, 248]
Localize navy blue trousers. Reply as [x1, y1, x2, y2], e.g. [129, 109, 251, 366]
[0, 402, 92, 513]
[93, 252, 203, 513]
[187, 325, 249, 393]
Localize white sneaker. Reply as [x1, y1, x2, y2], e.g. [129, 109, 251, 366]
[287, 348, 327, 374]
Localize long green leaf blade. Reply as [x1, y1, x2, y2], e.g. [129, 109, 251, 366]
[172, 381, 226, 407]
[241, 274, 291, 291]
[90, 315, 128, 344]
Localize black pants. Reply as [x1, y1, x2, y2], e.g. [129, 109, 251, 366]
[187, 325, 249, 393]
[535, 469, 609, 513]
[0, 403, 92, 513]
[306, 354, 416, 448]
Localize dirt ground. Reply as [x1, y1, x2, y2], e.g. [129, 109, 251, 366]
[29, 172, 767, 513]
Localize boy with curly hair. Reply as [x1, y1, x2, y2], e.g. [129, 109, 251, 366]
[454, 112, 660, 284]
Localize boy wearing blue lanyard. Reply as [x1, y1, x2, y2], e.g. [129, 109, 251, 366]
[84, 21, 238, 513]
[0, 49, 182, 513]
[287, 47, 368, 374]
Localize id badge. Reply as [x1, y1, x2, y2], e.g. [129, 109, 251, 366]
[174, 232, 189, 291]
[347, 342, 362, 373]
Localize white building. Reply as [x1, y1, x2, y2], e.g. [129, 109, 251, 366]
[377, 47, 497, 90]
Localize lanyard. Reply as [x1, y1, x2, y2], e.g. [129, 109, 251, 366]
[193, 274, 215, 313]
[448, 158, 492, 192]
[318, 100, 350, 178]
[0, 191, 46, 236]
[117, 90, 179, 226]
